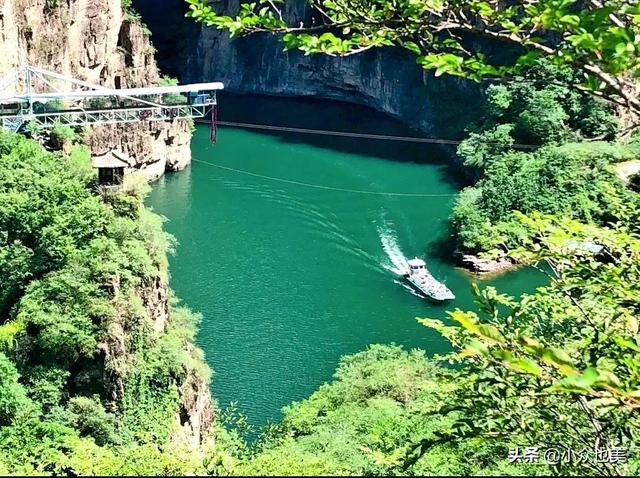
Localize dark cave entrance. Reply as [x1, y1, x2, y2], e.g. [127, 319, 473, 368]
[131, 0, 201, 80]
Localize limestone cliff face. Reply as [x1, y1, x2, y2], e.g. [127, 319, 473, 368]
[0, 0, 192, 176]
[168, 0, 480, 137]
[131, 0, 480, 137]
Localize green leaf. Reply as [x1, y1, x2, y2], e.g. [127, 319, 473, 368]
[539, 347, 574, 370]
[614, 336, 640, 352]
[558, 14, 580, 29]
[461, 338, 490, 357]
[506, 357, 543, 376]
[476, 323, 506, 343]
[448, 310, 480, 333]
[472, 1, 493, 18]
[403, 41, 421, 55]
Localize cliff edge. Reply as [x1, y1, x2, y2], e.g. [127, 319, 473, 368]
[0, 0, 192, 176]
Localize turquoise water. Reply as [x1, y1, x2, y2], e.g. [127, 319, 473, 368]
[147, 95, 545, 427]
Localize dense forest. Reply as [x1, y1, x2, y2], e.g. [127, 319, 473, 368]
[0, 133, 211, 474]
[2, 0, 640, 475]
[451, 59, 639, 255]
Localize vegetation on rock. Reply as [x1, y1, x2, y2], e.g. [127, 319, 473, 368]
[0, 132, 210, 474]
[186, 0, 640, 118]
[1, 0, 639, 474]
[180, 1, 640, 475]
[451, 61, 638, 254]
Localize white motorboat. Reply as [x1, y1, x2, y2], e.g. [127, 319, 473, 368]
[403, 257, 455, 301]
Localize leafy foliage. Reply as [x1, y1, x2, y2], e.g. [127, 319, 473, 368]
[0, 353, 31, 426]
[50, 123, 76, 142]
[449, 60, 633, 254]
[223, 344, 542, 476]
[457, 123, 514, 173]
[66, 396, 118, 446]
[422, 204, 640, 475]
[452, 140, 633, 252]
[185, 0, 640, 119]
[0, 138, 107, 316]
[0, 132, 211, 474]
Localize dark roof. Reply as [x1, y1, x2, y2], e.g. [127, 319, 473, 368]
[91, 149, 131, 168]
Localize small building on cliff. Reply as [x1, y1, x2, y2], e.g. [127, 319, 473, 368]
[92, 149, 131, 186]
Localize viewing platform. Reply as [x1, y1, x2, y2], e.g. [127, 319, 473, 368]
[0, 65, 224, 132]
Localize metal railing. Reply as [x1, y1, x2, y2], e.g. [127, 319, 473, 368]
[0, 102, 214, 129]
[0, 65, 223, 132]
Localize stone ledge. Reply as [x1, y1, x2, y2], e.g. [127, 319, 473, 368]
[455, 251, 517, 276]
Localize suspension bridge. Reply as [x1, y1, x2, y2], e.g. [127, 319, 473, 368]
[0, 65, 223, 137]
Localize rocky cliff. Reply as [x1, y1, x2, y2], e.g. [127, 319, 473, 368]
[99, 266, 213, 446]
[0, 0, 192, 176]
[0, 0, 212, 444]
[133, 0, 481, 138]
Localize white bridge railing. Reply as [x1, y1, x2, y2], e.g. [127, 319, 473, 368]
[0, 65, 223, 133]
[1, 103, 211, 130]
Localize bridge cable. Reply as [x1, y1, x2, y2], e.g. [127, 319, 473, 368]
[191, 158, 458, 197]
[212, 120, 538, 150]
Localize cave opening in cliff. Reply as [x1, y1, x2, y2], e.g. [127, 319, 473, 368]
[131, 0, 201, 80]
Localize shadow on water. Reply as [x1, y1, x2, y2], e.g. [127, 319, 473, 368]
[216, 93, 470, 191]
[422, 222, 458, 263]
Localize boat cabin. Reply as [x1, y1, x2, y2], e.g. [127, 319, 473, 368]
[91, 149, 131, 186]
[407, 258, 427, 274]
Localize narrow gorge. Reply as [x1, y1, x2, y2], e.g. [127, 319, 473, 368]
[1, 0, 638, 475]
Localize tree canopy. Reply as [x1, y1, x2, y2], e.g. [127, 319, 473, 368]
[0, 132, 210, 475]
[186, 0, 640, 122]
[422, 204, 640, 475]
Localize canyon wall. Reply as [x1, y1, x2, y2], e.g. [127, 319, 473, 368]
[0, 0, 192, 176]
[133, 0, 481, 138]
[99, 267, 213, 446]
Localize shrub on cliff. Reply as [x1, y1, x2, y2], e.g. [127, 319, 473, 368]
[225, 344, 540, 476]
[450, 61, 628, 254]
[457, 61, 619, 174]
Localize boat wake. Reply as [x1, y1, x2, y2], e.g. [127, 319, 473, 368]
[378, 224, 410, 276]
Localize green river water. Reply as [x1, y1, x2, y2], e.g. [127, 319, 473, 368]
[147, 95, 545, 427]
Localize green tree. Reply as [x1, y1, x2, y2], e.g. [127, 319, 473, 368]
[515, 89, 569, 144]
[234, 344, 541, 476]
[457, 123, 514, 172]
[451, 140, 633, 252]
[0, 133, 107, 316]
[50, 123, 76, 143]
[186, 0, 640, 120]
[422, 206, 640, 475]
[0, 352, 31, 426]
[66, 396, 118, 446]
[0, 132, 212, 474]
[451, 186, 500, 252]
[158, 76, 187, 105]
